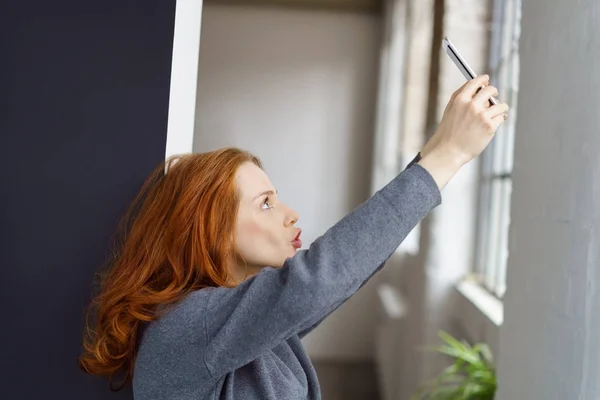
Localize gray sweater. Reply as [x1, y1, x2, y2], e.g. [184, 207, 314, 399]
[133, 163, 441, 399]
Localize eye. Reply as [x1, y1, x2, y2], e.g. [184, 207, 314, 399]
[261, 197, 274, 210]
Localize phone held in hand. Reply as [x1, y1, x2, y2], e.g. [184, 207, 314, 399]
[442, 36, 499, 106]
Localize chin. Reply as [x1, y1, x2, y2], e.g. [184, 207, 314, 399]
[274, 256, 293, 268]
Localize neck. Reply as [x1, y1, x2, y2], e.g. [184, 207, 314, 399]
[227, 263, 263, 286]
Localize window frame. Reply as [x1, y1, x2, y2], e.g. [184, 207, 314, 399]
[473, 0, 522, 299]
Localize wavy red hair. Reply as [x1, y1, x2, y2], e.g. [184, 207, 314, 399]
[79, 147, 261, 389]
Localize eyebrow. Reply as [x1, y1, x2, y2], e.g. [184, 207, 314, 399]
[252, 189, 277, 201]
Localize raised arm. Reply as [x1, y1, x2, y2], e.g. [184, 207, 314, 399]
[171, 74, 509, 379]
[296, 153, 425, 339]
[200, 164, 440, 378]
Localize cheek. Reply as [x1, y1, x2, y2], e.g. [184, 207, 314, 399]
[238, 219, 264, 238]
[236, 219, 268, 252]
[236, 217, 286, 257]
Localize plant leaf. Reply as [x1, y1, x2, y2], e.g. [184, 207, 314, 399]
[478, 343, 494, 365]
[438, 331, 475, 355]
[412, 331, 497, 399]
[434, 344, 481, 366]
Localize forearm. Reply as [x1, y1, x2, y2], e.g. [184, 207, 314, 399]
[417, 148, 466, 191]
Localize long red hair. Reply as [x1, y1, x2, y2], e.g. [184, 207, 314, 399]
[79, 147, 261, 389]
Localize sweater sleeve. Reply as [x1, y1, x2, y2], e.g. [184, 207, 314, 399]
[296, 260, 386, 339]
[296, 153, 426, 339]
[199, 163, 440, 379]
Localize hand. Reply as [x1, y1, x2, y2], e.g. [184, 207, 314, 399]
[418, 75, 509, 189]
[422, 74, 509, 165]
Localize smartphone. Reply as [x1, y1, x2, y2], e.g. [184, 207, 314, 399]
[442, 36, 498, 106]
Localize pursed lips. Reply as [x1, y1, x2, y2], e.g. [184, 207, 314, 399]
[291, 229, 302, 249]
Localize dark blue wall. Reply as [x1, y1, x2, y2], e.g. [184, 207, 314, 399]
[1, 1, 176, 398]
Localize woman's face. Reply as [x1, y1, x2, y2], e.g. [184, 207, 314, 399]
[233, 162, 302, 275]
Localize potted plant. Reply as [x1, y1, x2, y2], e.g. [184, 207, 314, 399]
[411, 331, 497, 399]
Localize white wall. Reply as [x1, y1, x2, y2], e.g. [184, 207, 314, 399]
[194, 4, 382, 360]
[496, 0, 600, 398]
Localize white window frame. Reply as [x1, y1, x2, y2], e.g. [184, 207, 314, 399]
[165, 0, 204, 160]
[473, 0, 522, 299]
[453, 0, 521, 351]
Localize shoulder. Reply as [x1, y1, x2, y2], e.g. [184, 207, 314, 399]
[144, 287, 216, 343]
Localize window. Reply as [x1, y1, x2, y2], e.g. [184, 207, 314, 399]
[473, 0, 522, 298]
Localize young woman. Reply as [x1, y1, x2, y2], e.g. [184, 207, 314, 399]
[80, 75, 508, 399]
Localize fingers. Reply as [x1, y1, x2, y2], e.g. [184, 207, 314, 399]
[473, 85, 499, 108]
[489, 113, 508, 131]
[485, 103, 510, 131]
[448, 75, 491, 107]
[461, 75, 490, 99]
[484, 102, 509, 119]
[449, 79, 472, 103]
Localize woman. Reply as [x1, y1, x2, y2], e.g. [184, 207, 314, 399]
[80, 75, 508, 399]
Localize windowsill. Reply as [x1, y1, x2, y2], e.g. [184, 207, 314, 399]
[452, 279, 503, 351]
[456, 279, 503, 326]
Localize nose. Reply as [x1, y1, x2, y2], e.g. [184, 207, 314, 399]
[284, 205, 299, 227]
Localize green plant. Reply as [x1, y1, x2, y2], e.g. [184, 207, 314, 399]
[411, 331, 497, 400]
